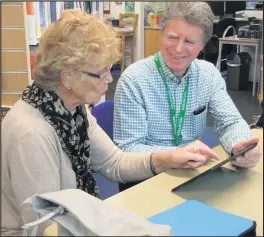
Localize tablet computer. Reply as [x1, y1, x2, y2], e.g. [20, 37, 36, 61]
[171, 143, 257, 192]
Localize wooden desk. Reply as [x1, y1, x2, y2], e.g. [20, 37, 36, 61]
[216, 36, 261, 97]
[113, 27, 134, 73]
[105, 129, 263, 236]
[213, 17, 249, 24]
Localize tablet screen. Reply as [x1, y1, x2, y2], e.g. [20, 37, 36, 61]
[171, 143, 257, 192]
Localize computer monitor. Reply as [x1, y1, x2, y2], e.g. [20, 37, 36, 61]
[225, 1, 246, 15]
[246, 1, 263, 10]
[255, 2, 263, 10]
[246, 1, 257, 10]
[207, 1, 225, 17]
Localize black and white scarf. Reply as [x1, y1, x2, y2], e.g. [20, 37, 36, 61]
[22, 82, 100, 198]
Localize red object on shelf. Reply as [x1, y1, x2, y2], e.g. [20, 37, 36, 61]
[156, 15, 161, 26]
[26, 2, 34, 15]
[30, 52, 36, 80]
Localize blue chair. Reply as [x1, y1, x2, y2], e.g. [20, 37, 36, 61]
[91, 100, 119, 199]
[91, 100, 144, 193]
[199, 127, 220, 148]
[91, 100, 114, 140]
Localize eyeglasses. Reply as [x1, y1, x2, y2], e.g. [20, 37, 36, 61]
[82, 65, 112, 80]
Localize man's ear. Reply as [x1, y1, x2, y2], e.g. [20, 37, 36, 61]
[60, 70, 72, 89]
[199, 42, 205, 52]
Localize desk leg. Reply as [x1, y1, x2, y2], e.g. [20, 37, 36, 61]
[121, 34, 125, 73]
[131, 35, 135, 63]
[216, 42, 223, 71]
[253, 44, 259, 97]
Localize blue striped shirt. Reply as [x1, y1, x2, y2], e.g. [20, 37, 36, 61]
[113, 52, 251, 153]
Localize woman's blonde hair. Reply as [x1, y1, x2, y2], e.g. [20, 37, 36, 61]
[34, 10, 120, 90]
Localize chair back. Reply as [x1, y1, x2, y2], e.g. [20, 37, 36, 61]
[215, 17, 237, 37]
[91, 100, 114, 140]
[119, 13, 138, 33]
[203, 17, 237, 64]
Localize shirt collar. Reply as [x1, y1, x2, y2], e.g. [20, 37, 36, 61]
[156, 51, 191, 83]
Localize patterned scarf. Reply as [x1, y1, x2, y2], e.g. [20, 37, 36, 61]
[22, 82, 100, 198]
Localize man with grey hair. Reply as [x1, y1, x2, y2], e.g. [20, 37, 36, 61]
[114, 2, 261, 191]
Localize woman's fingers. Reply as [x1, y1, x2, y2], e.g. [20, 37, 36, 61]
[183, 152, 208, 168]
[186, 160, 207, 168]
[187, 146, 220, 160]
[196, 147, 220, 160]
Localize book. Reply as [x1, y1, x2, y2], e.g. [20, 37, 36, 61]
[50, 1, 57, 23]
[64, 1, 74, 10]
[148, 200, 256, 236]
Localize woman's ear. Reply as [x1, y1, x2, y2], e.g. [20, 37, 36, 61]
[60, 70, 72, 89]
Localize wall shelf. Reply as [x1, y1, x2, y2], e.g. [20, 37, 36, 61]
[2, 2, 31, 106]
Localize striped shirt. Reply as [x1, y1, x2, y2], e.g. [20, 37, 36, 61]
[113, 51, 251, 153]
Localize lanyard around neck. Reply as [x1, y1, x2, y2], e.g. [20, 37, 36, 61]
[154, 53, 189, 145]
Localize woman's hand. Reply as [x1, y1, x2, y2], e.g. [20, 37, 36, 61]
[151, 140, 220, 174]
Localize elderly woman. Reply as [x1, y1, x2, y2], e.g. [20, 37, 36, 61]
[1, 10, 219, 235]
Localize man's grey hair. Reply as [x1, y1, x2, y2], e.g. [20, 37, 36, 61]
[161, 2, 215, 44]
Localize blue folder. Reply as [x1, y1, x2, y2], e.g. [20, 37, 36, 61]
[148, 200, 256, 236]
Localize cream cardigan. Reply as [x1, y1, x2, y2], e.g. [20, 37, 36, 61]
[1, 99, 152, 236]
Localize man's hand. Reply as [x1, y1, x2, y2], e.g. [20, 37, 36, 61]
[232, 137, 262, 168]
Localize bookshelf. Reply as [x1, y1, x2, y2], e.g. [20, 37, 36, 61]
[1, 1, 104, 107]
[26, 2, 104, 46]
[2, 2, 31, 106]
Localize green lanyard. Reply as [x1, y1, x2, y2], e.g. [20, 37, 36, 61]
[154, 53, 189, 145]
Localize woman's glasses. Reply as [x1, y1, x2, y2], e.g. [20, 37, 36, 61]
[82, 65, 112, 80]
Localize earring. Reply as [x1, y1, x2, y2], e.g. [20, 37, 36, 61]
[67, 87, 71, 90]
